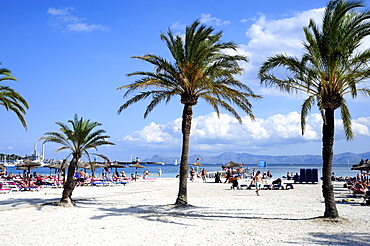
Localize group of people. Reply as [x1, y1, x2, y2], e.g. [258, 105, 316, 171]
[189, 168, 207, 182]
[214, 168, 272, 196]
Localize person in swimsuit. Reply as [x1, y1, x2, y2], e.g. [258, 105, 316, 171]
[254, 171, 263, 196]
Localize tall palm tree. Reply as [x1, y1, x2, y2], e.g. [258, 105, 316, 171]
[259, 0, 370, 218]
[40, 114, 115, 207]
[0, 68, 29, 129]
[117, 20, 261, 206]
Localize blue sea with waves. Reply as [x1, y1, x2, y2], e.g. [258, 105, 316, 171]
[4, 163, 358, 179]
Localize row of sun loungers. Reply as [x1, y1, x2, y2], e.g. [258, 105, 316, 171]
[230, 177, 294, 190]
[0, 177, 133, 193]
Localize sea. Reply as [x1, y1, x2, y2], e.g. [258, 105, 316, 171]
[4, 163, 359, 179]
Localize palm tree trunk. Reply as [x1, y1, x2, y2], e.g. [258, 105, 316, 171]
[175, 104, 193, 206]
[59, 155, 80, 207]
[322, 108, 339, 218]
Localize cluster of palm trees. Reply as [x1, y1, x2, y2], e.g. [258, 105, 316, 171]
[3, 0, 370, 216]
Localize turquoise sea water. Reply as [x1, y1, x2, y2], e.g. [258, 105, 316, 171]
[4, 163, 358, 179]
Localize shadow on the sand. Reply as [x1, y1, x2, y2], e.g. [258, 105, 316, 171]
[74, 199, 329, 226]
[298, 232, 370, 246]
[0, 197, 59, 210]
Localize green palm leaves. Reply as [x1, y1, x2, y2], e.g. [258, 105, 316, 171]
[117, 20, 261, 121]
[40, 114, 115, 161]
[0, 68, 29, 129]
[259, 0, 370, 139]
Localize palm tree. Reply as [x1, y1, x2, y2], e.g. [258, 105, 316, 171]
[0, 68, 29, 129]
[259, 0, 370, 218]
[40, 114, 115, 207]
[117, 20, 261, 206]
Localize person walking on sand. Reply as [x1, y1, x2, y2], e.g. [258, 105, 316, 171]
[190, 168, 196, 182]
[254, 171, 263, 196]
[201, 168, 207, 183]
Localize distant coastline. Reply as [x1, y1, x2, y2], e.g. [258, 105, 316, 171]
[143, 151, 369, 165]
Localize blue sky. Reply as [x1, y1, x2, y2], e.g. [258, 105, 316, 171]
[1, 0, 370, 162]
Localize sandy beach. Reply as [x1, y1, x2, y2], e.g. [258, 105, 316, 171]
[0, 178, 369, 246]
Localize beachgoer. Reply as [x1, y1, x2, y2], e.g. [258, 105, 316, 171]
[215, 172, 222, 183]
[190, 168, 195, 182]
[267, 170, 272, 178]
[79, 169, 85, 185]
[158, 168, 162, 177]
[287, 172, 292, 180]
[201, 168, 207, 183]
[224, 169, 231, 183]
[253, 171, 263, 196]
[122, 171, 126, 177]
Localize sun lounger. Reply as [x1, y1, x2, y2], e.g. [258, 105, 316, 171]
[350, 187, 366, 197]
[19, 186, 40, 192]
[0, 183, 11, 193]
[264, 184, 271, 190]
[0, 181, 20, 192]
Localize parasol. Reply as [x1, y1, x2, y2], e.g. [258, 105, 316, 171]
[221, 161, 242, 169]
[191, 158, 202, 166]
[129, 163, 145, 181]
[16, 159, 43, 186]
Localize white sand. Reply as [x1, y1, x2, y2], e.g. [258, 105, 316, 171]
[0, 178, 369, 246]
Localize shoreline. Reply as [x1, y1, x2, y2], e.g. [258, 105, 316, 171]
[1, 179, 369, 245]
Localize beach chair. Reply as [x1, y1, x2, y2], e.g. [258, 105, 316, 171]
[0, 182, 11, 193]
[7, 181, 20, 192]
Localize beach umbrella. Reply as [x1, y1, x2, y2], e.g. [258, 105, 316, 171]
[191, 158, 202, 166]
[43, 159, 69, 183]
[129, 163, 145, 181]
[351, 161, 370, 181]
[222, 161, 242, 169]
[107, 161, 127, 173]
[16, 159, 43, 186]
[44, 159, 69, 170]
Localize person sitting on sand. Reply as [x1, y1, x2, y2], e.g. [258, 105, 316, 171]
[286, 172, 292, 180]
[215, 172, 222, 183]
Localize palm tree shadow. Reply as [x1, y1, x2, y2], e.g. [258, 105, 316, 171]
[76, 200, 327, 226]
[304, 232, 370, 246]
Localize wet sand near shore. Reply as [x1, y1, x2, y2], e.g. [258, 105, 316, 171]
[0, 178, 369, 246]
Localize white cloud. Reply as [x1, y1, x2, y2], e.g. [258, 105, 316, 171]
[244, 8, 324, 62]
[234, 8, 327, 96]
[200, 14, 230, 26]
[66, 23, 110, 32]
[120, 111, 370, 155]
[47, 7, 110, 32]
[0, 146, 14, 150]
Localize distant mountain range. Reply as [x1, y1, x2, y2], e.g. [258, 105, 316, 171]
[143, 151, 370, 165]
